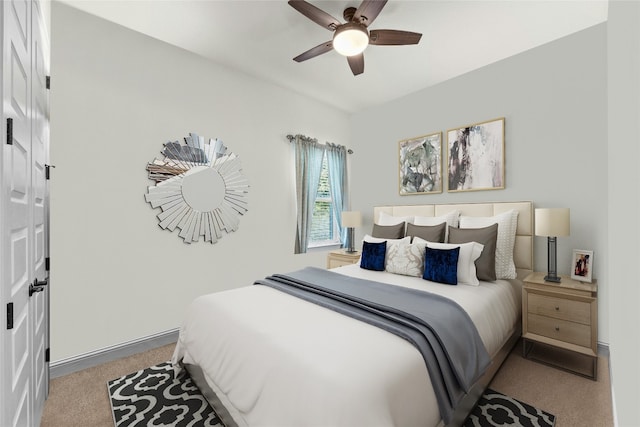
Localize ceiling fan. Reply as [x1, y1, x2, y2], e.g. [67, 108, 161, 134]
[288, 0, 422, 76]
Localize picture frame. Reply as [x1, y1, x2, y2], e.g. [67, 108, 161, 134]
[571, 249, 593, 282]
[447, 117, 505, 192]
[398, 132, 442, 195]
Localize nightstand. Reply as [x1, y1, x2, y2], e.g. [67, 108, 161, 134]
[326, 249, 360, 269]
[522, 272, 598, 379]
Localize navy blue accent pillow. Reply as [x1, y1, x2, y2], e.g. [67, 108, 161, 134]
[360, 241, 387, 271]
[423, 246, 460, 285]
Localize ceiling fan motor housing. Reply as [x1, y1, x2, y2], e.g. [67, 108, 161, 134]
[343, 6, 357, 22]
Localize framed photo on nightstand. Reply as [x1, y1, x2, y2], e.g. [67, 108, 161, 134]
[571, 249, 593, 282]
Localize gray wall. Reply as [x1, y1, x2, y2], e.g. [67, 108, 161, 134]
[350, 24, 609, 344]
[607, 1, 640, 425]
[49, 3, 349, 360]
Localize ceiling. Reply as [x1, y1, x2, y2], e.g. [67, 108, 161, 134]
[59, 0, 608, 113]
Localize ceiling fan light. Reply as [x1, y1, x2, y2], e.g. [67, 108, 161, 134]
[333, 23, 369, 56]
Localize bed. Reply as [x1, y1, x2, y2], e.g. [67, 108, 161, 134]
[172, 201, 533, 427]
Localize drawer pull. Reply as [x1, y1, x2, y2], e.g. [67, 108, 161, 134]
[555, 326, 560, 331]
[555, 306, 560, 311]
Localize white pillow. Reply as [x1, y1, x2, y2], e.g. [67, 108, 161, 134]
[377, 211, 414, 226]
[414, 210, 460, 241]
[459, 210, 519, 279]
[385, 240, 427, 277]
[415, 237, 484, 286]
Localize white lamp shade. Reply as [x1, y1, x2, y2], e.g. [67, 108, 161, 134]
[333, 24, 369, 56]
[341, 211, 362, 228]
[535, 208, 570, 237]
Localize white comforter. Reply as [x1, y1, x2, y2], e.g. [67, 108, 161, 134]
[172, 264, 521, 427]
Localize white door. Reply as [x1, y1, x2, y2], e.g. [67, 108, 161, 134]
[0, 0, 50, 425]
[31, 0, 50, 422]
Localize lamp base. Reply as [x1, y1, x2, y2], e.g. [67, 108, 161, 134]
[545, 236, 561, 283]
[345, 227, 356, 254]
[544, 274, 562, 283]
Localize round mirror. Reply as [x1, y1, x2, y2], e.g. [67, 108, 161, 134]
[144, 133, 249, 244]
[181, 166, 225, 212]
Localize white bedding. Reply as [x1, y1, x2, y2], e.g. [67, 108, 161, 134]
[172, 264, 521, 427]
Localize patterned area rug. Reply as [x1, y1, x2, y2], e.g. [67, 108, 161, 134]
[108, 363, 556, 427]
[108, 362, 222, 427]
[464, 388, 556, 427]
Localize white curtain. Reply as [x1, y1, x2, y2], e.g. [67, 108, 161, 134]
[292, 135, 325, 254]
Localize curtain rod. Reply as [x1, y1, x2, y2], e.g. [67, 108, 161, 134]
[286, 134, 354, 154]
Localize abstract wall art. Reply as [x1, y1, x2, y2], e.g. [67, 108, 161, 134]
[399, 132, 443, 195]
[447, 118, 505, 192]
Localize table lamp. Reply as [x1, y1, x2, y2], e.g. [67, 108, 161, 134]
[341, 211, 362, 253]
[535, 208, 570, 283]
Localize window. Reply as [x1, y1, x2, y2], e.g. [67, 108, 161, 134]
[308, 156, 340, 247]
[291, 134, 347, 254]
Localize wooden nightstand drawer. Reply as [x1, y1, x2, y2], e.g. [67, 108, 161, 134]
[327, 250, 360, 269]
[527, 313, 591, 348]
[528, 293, 591, 325]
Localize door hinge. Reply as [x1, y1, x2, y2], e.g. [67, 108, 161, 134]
[6, 303, 13, 330]
[45, 257, 50, 271]
[45, 348, 50, 363]
[6, 118, 13, 145]
[46, 76, 50, 90]
[45, 164, 55, 180]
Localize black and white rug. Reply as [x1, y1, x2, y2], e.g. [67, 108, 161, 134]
[108, 362, 222, 427]
[463, 388, 556, 427]
[109, 363, 555, 427]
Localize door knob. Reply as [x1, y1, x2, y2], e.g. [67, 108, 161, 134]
[29, 278, 48, 296]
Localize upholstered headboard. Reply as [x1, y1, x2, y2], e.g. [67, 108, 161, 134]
[373, 201, 533, 280]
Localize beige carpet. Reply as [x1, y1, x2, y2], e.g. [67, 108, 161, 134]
[490, 343, 613, 427]
[41, 344, 175, 427]
[41, 340, 613, 427]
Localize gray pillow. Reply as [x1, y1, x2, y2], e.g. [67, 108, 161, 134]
[448, 224, 498, 281]
[371, 222, 405, 239]
[406, 222, 446, 243]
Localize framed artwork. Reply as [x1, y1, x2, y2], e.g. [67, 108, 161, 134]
[447, 117, 505, 192]
[398, 132, 442, 195]
[571, 249, 593, 282]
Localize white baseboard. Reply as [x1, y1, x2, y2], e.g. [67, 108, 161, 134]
[50, 328, 179, 379]
[598, 342, 610, 357]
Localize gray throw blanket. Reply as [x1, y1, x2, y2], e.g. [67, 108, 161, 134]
[254, 267, 490, 425]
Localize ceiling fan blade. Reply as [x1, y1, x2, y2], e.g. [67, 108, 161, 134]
[369, 29, 422, 45]
[288, 0, 341, 31]
[293, 41, 334, 62]
[353, 0, 388, 26]
[347, 54, 364, 76]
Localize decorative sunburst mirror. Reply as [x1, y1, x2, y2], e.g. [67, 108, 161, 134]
[145, 133, 249, 244]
